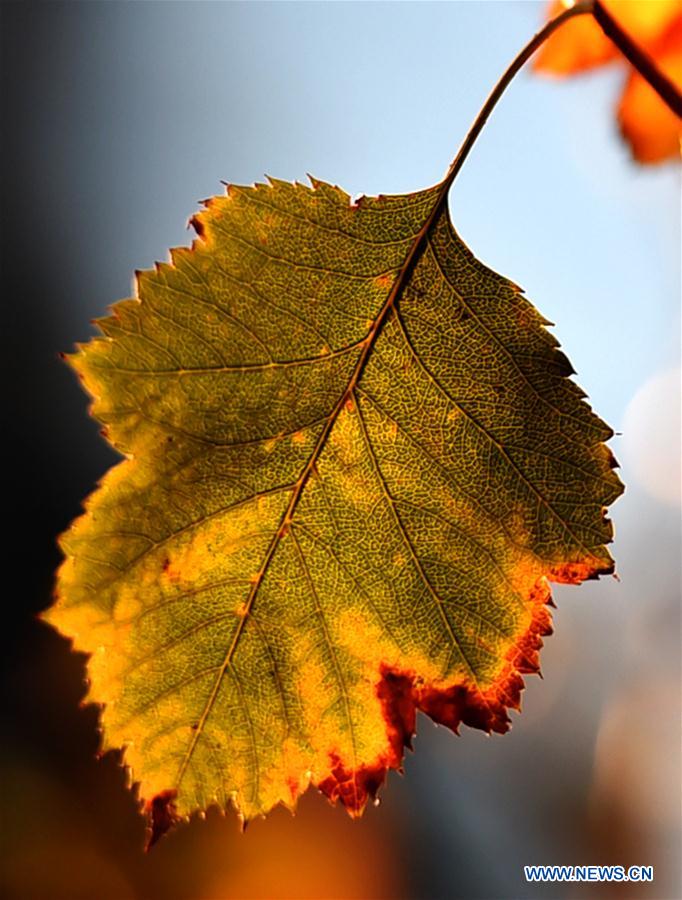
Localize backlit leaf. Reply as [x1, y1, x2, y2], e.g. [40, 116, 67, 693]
[44, 176, 622, 840]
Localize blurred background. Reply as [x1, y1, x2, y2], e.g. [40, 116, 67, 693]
[1, 2, 680, 898]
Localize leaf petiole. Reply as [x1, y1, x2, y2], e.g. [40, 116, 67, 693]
[444, 0, 681, 193]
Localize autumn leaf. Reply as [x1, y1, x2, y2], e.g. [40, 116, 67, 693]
[43, 176, 622, 841]
[535, 0, 682, 164]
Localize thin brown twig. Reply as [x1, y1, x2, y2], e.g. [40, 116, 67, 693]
[592, 0, 682, 117]
[441, 0, 596, 193]
[442, 0, 681, 195]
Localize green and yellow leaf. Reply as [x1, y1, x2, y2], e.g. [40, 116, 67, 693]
[44, 176, 622, 842]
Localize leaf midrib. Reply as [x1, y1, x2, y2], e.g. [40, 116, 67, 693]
[173, 178, 452, 791]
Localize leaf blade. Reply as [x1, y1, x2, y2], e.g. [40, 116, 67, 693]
[45, 177, 622, 833]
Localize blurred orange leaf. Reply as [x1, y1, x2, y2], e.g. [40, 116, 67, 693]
[535, 0, 682, 164]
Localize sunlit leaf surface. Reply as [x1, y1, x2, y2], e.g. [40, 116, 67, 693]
[44, 177, 622, 840]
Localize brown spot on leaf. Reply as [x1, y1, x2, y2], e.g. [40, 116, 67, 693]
[318, 753, 386, 817]
[376, 667, 416, 757]
[190, 215, 205, 239]
[550, 557, 613, 584]
[286, 775, 299, 804]
[374, 273, 394, 290]
[145, 789, 179, 850]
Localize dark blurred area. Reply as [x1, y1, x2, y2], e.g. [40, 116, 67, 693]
[2, 3, 679, 899]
